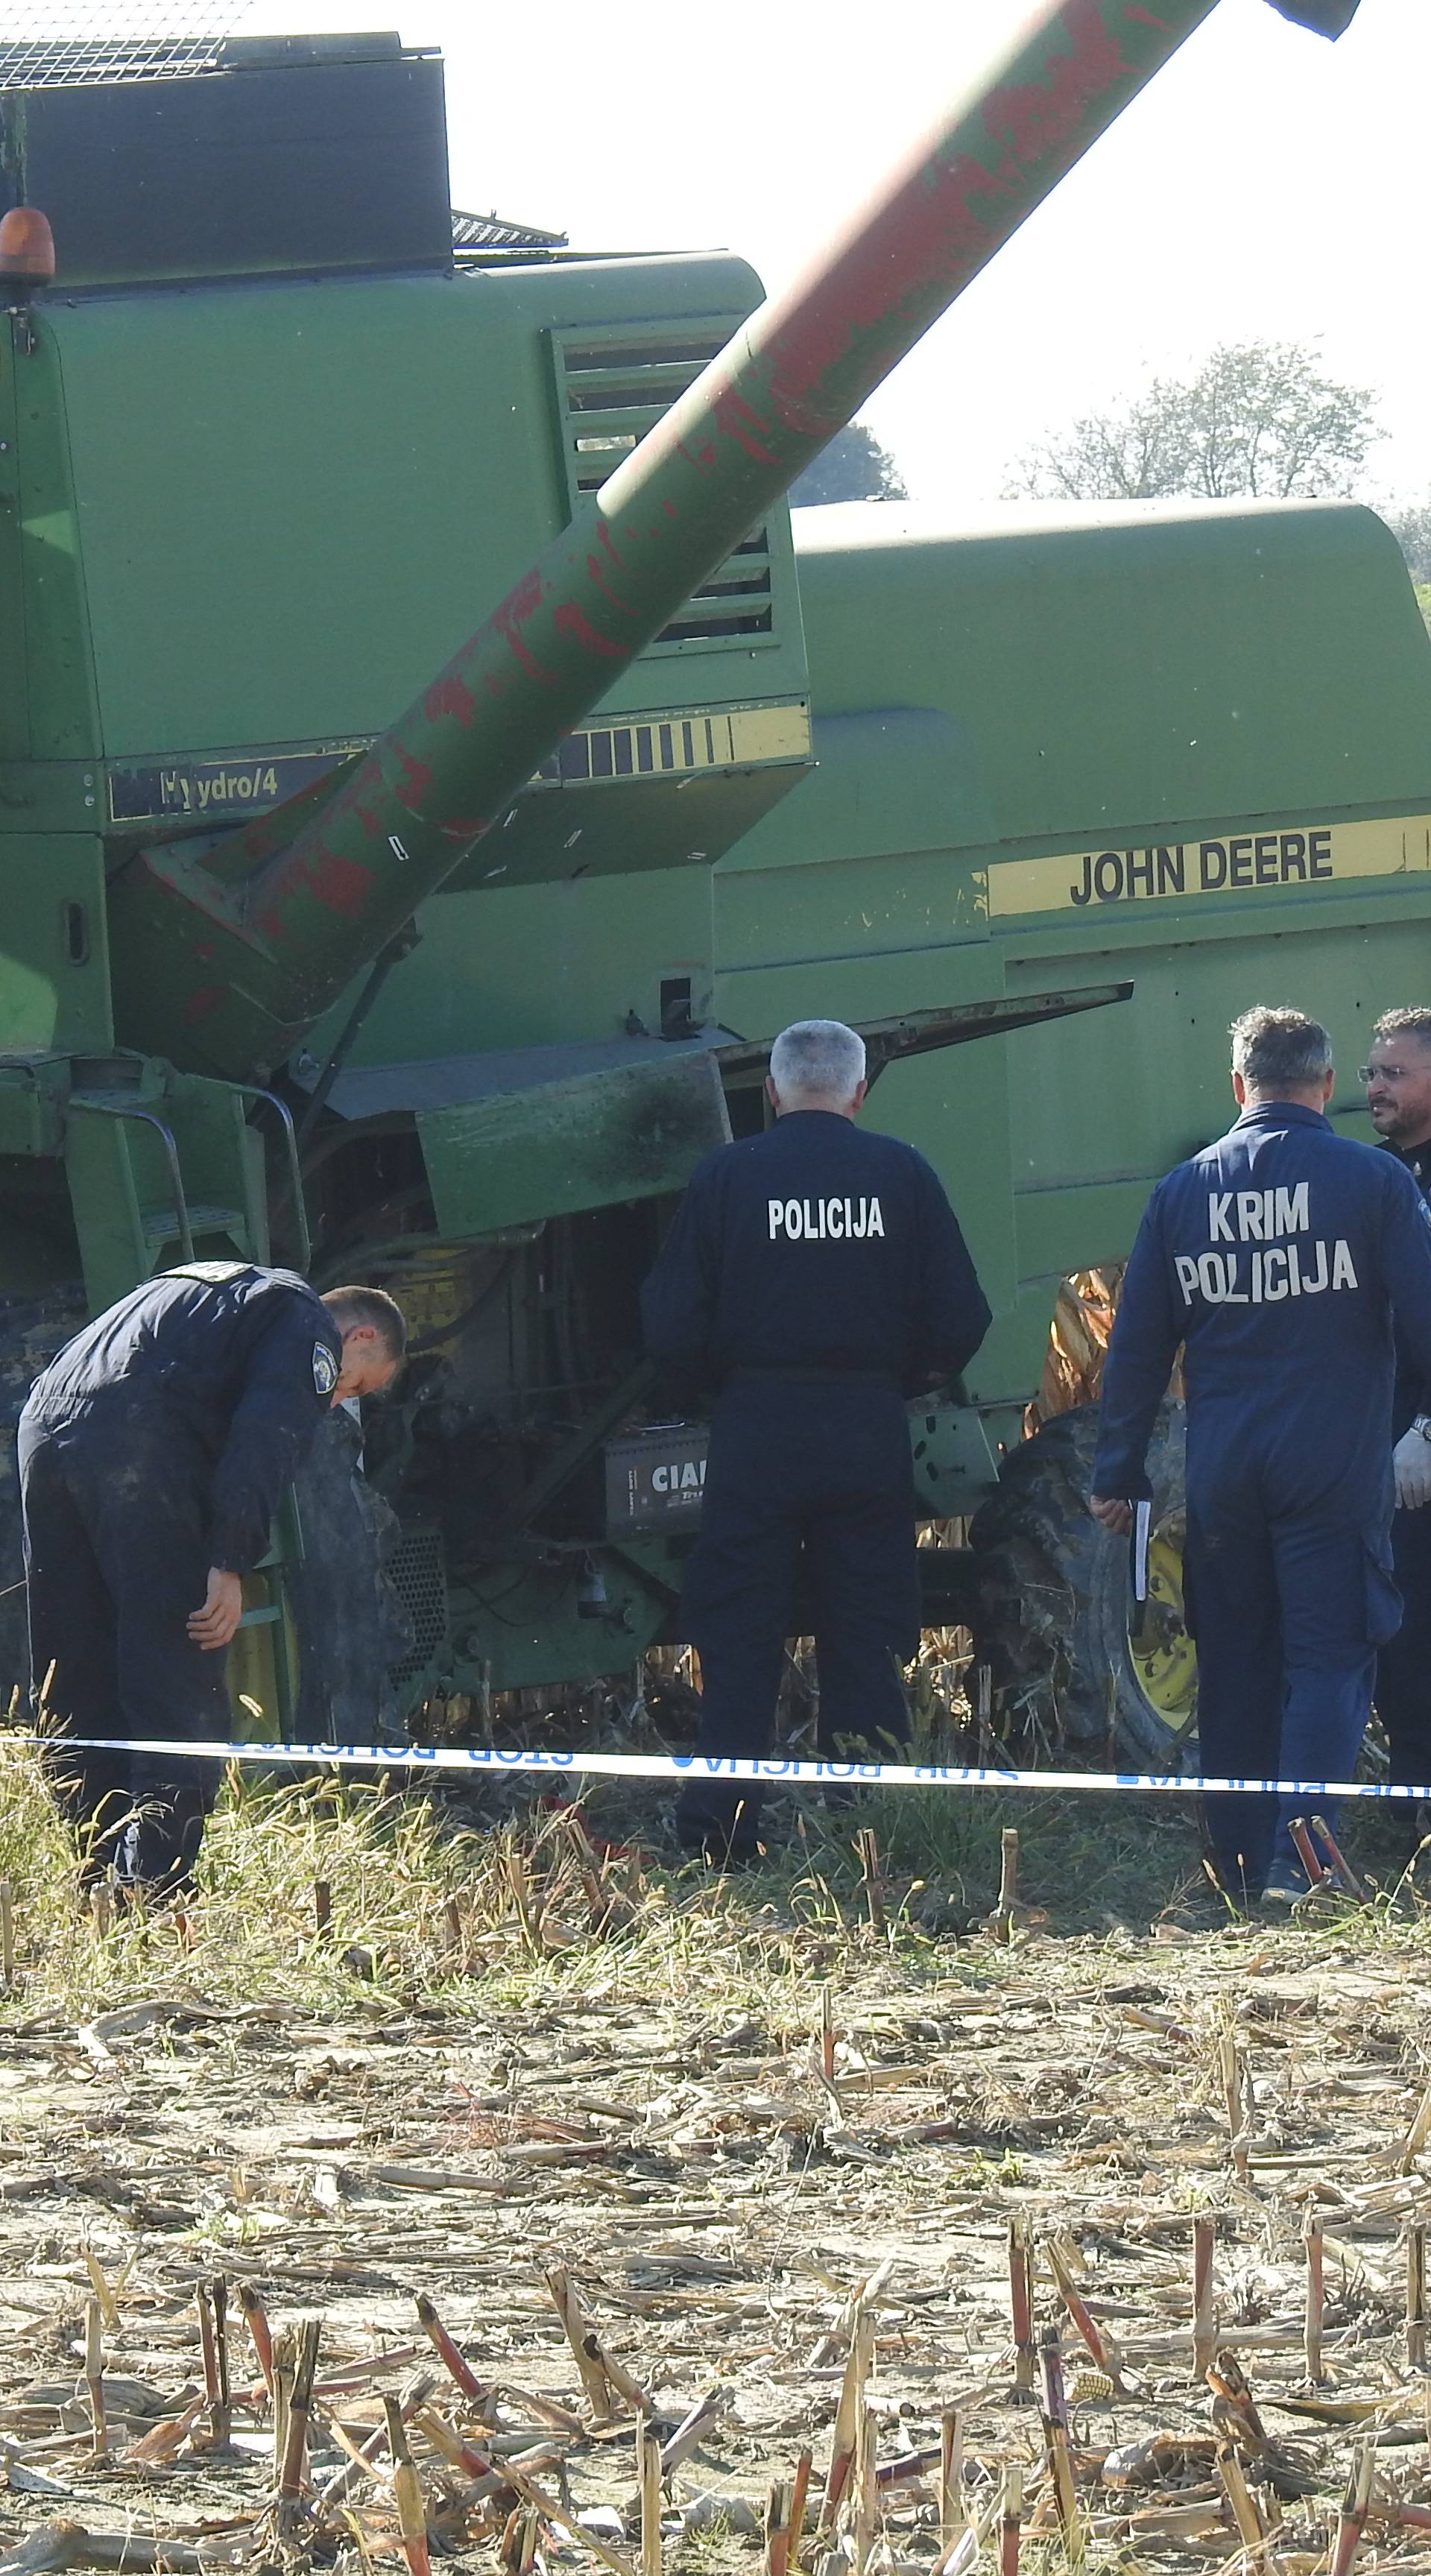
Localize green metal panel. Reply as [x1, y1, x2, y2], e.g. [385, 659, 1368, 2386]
[303, 865, 719, 1068]
[785, 500, 1431, 842]
[0, 836, 112, 1054]
[417, 1049, 730, 1236]
[0, 322, 25, 762]
[713, 496, 1431, 1413]
[47, 255, 799, 760]
[13, 328, 100, 763]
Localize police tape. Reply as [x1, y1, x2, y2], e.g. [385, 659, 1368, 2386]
[1, 1732, 1430, 1802]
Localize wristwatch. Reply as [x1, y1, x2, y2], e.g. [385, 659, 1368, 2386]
[1415, 1416, 1431, 1444]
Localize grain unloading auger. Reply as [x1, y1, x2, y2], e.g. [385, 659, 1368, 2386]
[106, 0, 1360, 1090]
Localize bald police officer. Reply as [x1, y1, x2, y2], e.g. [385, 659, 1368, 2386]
[19, 1264, 406, 1895]
[1090, 1008, 1431, 1907]
[641, 1019, 991, 1862]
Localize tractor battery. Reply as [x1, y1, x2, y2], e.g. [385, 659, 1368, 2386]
[604, 1424, 709, 1534]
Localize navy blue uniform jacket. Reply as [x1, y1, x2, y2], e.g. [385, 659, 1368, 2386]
[25, 1264, 341, 1574]
[640, 1111, 991, 1398]
[1093, 1103, 1431, 1506]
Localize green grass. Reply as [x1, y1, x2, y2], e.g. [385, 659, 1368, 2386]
[0, 1729, 1427, 2036]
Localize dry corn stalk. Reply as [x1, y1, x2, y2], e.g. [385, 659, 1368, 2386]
[414, 2291, 489, 2410]
[939, 2405, 961, 2552]
[1192, 2215, 1217, 2381]
[786, 2443, 812, 2576]
[854, 1827, 885, 1936]
[1007, 2220, 1036, 2397]
[1037, 2330, 1079, 2543]
[1409, 2223, 1428, 2371]
[823, 2301, 874, 2524]
[765, 2475, 795, 2576]
[659, 2385, 726, 2479]
[385, 2393, 432, 2576]
[276, 2315, 320, 2512]
[546, 2265, 616, 2423]
[1304, 2212, 1324, 2384]
[820, 1985, 836, 2089]
[999, 2462, 1023, 2576]
[1216, 2442, 1265, 2559]
[196, 2276, 230, 2448]
[83, 2250, 118, 2334]
[1029, 1269, 1125, 1427]
[502, 2459, 638, 2576]
[1216, 2018, 1250, 2183]
[851, 2408, 879, 2576]
[239, 2281, 275, 2399]
[1330, 2439, 1376, 2576]
[1312, 1813, 1367, 1901]
[83, 2295, 107, 2463]
[1399, 2077, 1431, 2176]
[1044, 2236, 1128, 2395]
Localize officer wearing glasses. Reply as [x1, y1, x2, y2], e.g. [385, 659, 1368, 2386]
[1362, 1010, 1431, 1804]
[1090, 1006, 1431, 1910]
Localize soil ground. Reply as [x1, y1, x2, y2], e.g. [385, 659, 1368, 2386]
[0, 1757, 1429, 2576]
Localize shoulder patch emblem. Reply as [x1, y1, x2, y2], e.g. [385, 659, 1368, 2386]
[312, 1340, 338, 1398]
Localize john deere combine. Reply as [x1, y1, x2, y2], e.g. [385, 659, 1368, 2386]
[0, 0, 1390, 1753]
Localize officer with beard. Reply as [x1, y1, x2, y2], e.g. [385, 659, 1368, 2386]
[641, 1018, 991, 1863]
[1362, 1008, 1431, 1805]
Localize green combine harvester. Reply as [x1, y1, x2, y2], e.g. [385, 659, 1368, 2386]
[0, 0, 1394, 1763]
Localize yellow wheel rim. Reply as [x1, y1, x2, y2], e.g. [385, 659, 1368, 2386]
[1128, 1515, 1198, 1723]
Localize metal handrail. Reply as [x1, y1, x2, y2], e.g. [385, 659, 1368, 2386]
[233, 1085, 312, 1272]
[66, 1096, 195, 1262]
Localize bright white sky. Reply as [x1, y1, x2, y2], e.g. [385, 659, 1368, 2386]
[250, 0, 1424, 508]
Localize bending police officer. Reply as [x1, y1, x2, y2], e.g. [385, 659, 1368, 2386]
[19, 1263, 405, 1894]
[1090, 1008, 1431, 1907]
[1362, 1007, 1431, 1800]
[641, 1019, 991, 1863]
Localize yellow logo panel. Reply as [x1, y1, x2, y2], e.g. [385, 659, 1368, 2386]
[987, 814, 1431, 919]
[531, 698, 811, 789]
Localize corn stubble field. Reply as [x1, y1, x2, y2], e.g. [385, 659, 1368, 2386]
[0, 1749, 1430, 2576]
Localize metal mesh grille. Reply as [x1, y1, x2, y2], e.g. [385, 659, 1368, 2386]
[386, 1528, 449, 1693]
[452, 208, 566, 255]
[0, 6, 248, 86]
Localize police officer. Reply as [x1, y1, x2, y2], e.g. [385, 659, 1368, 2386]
[641, 1019, 991, 1862]
[19, 1264, 405, 1894]
[1362, 1007, 1431, 1796]
[1090, 1006, 1431, 1908]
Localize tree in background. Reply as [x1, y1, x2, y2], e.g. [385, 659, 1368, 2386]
[1387, 502, 1431, 585]
[1008, 341, 1379, 505]
[791, 423, 907, 508]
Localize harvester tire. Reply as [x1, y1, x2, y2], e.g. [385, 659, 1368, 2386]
[969, 1400, 1192, 1764]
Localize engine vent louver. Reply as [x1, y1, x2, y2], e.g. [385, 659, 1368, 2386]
[551, 321, 775, 650]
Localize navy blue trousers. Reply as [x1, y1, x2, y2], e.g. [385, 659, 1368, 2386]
[18, 1395, 228, 1892]
[1187, 1427, 1398, 1898]
[676, 1377, 918, 1854]
[1375, 1502, 1431, 1790]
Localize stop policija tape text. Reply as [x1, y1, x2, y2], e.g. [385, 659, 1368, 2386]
[1, 1735, 1428, 1802]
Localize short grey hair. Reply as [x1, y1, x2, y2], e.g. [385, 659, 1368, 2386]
[768, 1019, 867, 1103]
[1373, 1007, 1431, 1052]
[1229, 1006, 1333, 1093]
